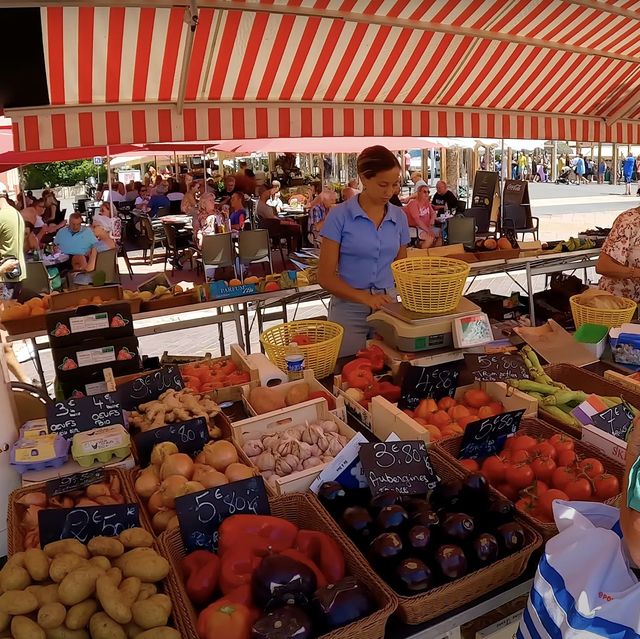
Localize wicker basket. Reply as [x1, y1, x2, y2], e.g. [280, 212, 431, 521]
[434, 417, 625, 541]
[391, 257, 470, 314]
[7, 468, 137, 555]
[570, 294, 636, 329]
[259, 320, 344, 379]
[158, 493, 398, 639]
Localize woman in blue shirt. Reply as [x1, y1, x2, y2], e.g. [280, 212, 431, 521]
[319, 146, 410, 357]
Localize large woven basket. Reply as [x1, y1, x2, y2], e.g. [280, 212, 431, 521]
[260, 320, 344, 379]
[434, 417, 625, 541]
[159, 493, 397, 639]
[7, 468, 137, 555]
[391, 257, 470, 314]
[311, 455, 541, 625]
[570, 294, 636, 329]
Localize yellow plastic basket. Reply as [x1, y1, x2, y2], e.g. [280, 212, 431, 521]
[260, 320, 344, 379]
[391, 257, 470, 314]
[570, 294, 637, 329]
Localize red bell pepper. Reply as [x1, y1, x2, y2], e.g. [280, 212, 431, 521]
[218, 547, 262, 594]
[218, 515, 298, 555]
[356, 345, 385, 372]
[295, 529, 346, 584]
[280, 548, 327, 588]
[181, 550, 221, 607]
[342, 359, 375, 390]
[377, 380, 401, 403]
[197, 598, 260, 639]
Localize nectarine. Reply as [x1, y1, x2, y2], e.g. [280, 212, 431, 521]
[431, 410, 451, 428]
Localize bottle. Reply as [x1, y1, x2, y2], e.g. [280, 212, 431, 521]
[284, 342, 305, 381]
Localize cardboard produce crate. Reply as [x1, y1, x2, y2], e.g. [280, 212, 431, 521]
[370, 382, 538, 444]
[48, 285, 122, 311]
[230, 398, 357, 495]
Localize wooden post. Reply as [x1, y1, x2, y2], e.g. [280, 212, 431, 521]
[612, 143, 618, 185]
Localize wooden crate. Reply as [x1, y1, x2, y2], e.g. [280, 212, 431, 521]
[2, 314, 47, 335]
[603, 369, 640, 393]
[370, 382, 538, 444]
[334, 373, 373, 430]
[243, 370, 345, 421]
[48, 285, 122, 311]
[140, 290, 198, 312]
[230, 398, 357, 495]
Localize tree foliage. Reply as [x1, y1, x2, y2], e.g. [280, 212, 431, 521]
[22, 159, 99, 189]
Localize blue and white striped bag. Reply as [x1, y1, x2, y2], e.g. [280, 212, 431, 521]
[518, 500, 639, 639]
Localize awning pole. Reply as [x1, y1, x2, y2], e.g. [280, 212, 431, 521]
[106, 145, 112, 204]
[203, 147, 207, 192]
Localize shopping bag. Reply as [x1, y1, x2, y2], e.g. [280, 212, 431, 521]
[517, 500, 640, 639]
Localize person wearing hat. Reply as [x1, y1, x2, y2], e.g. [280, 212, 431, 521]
[403, 180, 440, 248]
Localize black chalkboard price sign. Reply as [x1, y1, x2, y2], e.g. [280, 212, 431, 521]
[175, 476, 270, 552]
[358, 441, 439, 495]
[116, 365, 184, 411]
[458, 409, 525, 460]
[397, 361, 462, 410]
[38, 504, 139, 547]
[46, 392, 123, 440]
[46, 468, 106, 497]
[134, 417, 209, 466]
[592, 402, 634, 439]
[464, 353, 531, 383]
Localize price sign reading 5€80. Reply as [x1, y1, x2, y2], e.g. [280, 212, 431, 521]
[458, 409, 525, 460]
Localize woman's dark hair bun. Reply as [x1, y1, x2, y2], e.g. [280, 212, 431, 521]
[357, 145, 401, 179]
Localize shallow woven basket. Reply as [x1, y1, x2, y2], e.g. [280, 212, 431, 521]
[159, 493, 398, 639]
[7, 467, 137, 555]
[434, 417, 625, 541]
[391, 257, 470, 314]
[259, 320, 344, 379]
[570, 294, 636, 329]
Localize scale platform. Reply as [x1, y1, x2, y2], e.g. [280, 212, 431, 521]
[367, 298, 482, 352]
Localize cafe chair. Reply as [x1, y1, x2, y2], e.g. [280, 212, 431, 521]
[238, 229, 272, 279]
[139, 216, 166, 265]
[156, 206, 171, 218]
[257, 218, 287, 267]
[446, 214, 476, 249]
[67, 248, 119, 288]
[464, 207, 497, 240]
[197, 233, 237, 280]
[169, 200, 182, 214]
[502, 204, 539, 241]
[23, 261, 52, 295]
[163, 224, 194, 275]
[117, 242, 134, 280]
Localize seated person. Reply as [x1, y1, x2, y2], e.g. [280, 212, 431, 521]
[72, 217, 116, 285]
[92, 202, 122, 243]
[167, 183, 184, 202]
[148, 183, 171, 217]
[217, 176, 239, 202]
[308, 189, 337, 247]
[256, 188, 301, 252]
[431, 180, 459, 214]
[228, 193, 247, 230]
[403, 180, 440, 248]
[341, 178, 360, 201]
[135, 185, 150, 210]
[266, 181, 284, 212]
[54, 213, 98, 272]
[20, 198, 46, 230]
[23, 222, 40, 254]
[125, 181, 140, 202]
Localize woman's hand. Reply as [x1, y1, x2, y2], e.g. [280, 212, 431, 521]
[0, 259, 19, 274]
[360, 292, 394, 310]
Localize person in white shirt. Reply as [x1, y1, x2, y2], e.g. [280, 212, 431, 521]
[266, 180, 284, 212]
[134, 185, 150, 210]
[102, 181, 125, 203]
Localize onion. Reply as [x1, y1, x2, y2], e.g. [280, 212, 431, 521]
[176, 481, 206, 498]
[95, 496, 119, 505]
[194, 451, 206, 464]
[75, 498, 100, 507]
[159, 475, 189, 508]
[152, 509, 176, 533]
[203, 440, 238, 471]
[225, 463, 256, 482]
[194, 467, 228, 489]
[151, 442, 179, 467]
[17, 492, 47, 507]
[21, 505, 43, 530]
[167, 515, 180, 531]
[147, 490, 165, 515]
[160, 454, 194, 480]
[135, 470, 160, 498]
[86, 483, 110, 499]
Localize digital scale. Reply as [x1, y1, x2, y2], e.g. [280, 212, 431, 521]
[367, 298, 486, 352]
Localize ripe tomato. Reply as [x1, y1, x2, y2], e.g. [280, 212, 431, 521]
[593, 473, 620, 501]
[529, 480, 549, 496]
[505, 463, 534, 489]
[509, 435, 537, 452]
[532, 441, 557, 461]
[516, 496, 537, 514]
[503, 436, 516, 450]
[459, 459, 480, 472]
[481, 456, 507, 483]
[551, 466, 577, 491]
[530, 457, 557, 484]
[557, 449, 577, 466]
[495, 482, 519, 502]
[510, 449, 531, 464]
[550, 433, 575, 454]
[564, 477, 593, 501]
[578, 458, 605, 479]
[538, 489, 569, 521]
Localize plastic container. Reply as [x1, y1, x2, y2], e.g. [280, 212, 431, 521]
[71, 425, 131, 467]
[10, 435, 70, 474]
[284, 342, 305, 381]
[574, 323, 608, 359]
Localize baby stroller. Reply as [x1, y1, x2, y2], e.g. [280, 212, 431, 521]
[556, 166, 577, 184]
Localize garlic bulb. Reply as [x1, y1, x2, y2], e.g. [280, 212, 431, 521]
[243, 439, 264, 457]
[255, 451, 275, 471]
[309, 444, 321, 457]
[327, 438, 343, 457]
[261, 435, 280, 451]
[320, 420, 339, 433]
[274, 456, 295, 476]
[301, 424, 324, 445]
[320, 454, 334, 463]
[303, 457, 323, 470]
[297, 441, 313, 461]
[277, 440, 301, 458]
[316, 435, 330, 453]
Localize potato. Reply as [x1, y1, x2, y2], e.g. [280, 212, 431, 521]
[45, 626, 90, 639]
[136, 583, 157, 602]
[106, 567, 123, 587]
[131, 594, 171, 629]
[23, 548, 50, 582]
[117, 551, 169, 582]
[58, 567, 99, 606]
[0, 589, 38, 614]
[88, 537, 124, 559]
[119, 577, 141, 606]
[65, 599, 98, 630]
[89, 612, 127, 639]
[6, 551, 25, 568]
[0, 564, 31, 591]
[11, 615, 45, 639]
[50, 554, 87, 583]
[44, 540, 89, 559]
[36, 584, 60, 606]
[124, 622, 143, 639]
[0, 611, 9, 632]
[38, 602, 67, 629]
[96, 575, 132, 625]
[136, 627, 180, 639]
[118, 528, 153, 549]
[89, 556, 111, 572]
[113, 548, 151, 569]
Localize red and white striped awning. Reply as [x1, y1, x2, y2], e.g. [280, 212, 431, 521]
[7, 0, 640, 151]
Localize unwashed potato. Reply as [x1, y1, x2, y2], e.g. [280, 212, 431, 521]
[106, 567, 123, 587]
[28, 583, 60, 606]
[23, 548, 50, 581]
[11, 615, 45, 639]
[118, 528, 153, 549]
[0, 589, 39, 615]
[37, 602, 67, 629]
[96, 575, 132, 625]
[89, 556, 112, 572]
[89, 612, 127, 639]
[50, 554, 88, 583]
[119, 577, 141, 606]
[44, 540, 89, 559]
[65, 599, 98, 630]
[6, 551, 25, 568]
[45, 626, 90, 639]
[136, 627, 180, 639]
[116, 549, 169, 582]
[0, 611, 9, 632]
[88, 536, 124, 559]
[0, 564, 31, 591]
[58, 567, 100, 606]
[131, 594, 171, 629]
[124, 622, 143, 639]
[136, 583, 157, 602]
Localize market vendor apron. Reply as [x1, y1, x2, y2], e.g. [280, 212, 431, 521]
[329, 287, 397, 358]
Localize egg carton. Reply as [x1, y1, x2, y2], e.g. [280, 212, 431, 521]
[10, 436, 70, 475]
[73, 445, 131, 468]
